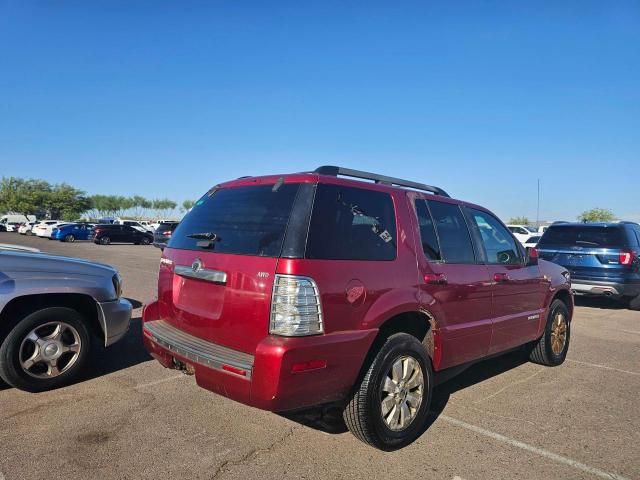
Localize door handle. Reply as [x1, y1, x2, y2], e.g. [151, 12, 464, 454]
[494, 272, 511, 283]
[424, 273, 448, 285]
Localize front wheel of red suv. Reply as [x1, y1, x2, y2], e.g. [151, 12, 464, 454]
[529, 299, 570, 366]
[343, 333, 432, 451]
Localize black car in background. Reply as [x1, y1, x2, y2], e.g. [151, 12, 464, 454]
[537, 222, 640, 309]
[90, 224, 153, 245]
[153, 221, 179, 249]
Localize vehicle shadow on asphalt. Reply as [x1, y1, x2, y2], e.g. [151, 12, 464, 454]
[79, 316, 152, 383]
[281, 350, 528, 438]
[574, 296, 627, 310]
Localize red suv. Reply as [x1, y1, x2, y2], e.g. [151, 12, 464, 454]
[142, 166, 573, 450]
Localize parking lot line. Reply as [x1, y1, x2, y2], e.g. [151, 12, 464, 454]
[441, 415, 630, 480]
[566, 359, 640, 377]
[134, 374, 186, 389]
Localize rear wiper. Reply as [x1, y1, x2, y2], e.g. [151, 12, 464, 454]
[187, 232, 219, 241]
[575, 240, 599, 246]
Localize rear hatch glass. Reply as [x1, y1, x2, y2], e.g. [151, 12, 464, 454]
[170, 184, 300, 256]
[538, 225, 628, 278]
[538, 225, 625, 248]
[161, 183, 300, 353]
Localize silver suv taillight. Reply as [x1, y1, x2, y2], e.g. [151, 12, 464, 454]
[269, 274, 323, 336]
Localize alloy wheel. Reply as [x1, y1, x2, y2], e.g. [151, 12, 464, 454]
[19, 322, 82, 379]
[380, 356, 424, 431]
[550, 312, 568, 355]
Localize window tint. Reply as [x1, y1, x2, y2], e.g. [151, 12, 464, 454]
[538, 225, 626, 248]
[415, 200, 441, 260]
[427, 201, 475, 263]
[306, 184, 396, 261]
[468, 208, 521, 265]
[170, 184, 300, 256]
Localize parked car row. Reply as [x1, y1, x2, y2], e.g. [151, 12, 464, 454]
[7, 220, 155, 245]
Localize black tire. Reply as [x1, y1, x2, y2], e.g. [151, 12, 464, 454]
[64, 234, 75, 243]
[141, 237, 151, 245]
[627, 295, 640, 311]
[0, 307, 91, 392]
[99, 236, 111, 245]
[343, 333, 432, 451]
[529, 299, 571, 366]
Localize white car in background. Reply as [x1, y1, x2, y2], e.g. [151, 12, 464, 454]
[523, 235, 541, 252]
[32, 221, 63, 238]
[507, 224, 537, 245]
[18, 221, 37, 235]
[120, 220, 155, 233]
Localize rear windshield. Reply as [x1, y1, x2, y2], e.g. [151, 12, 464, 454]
[538, 225, 625, 248]
[169, 184, 300, 256]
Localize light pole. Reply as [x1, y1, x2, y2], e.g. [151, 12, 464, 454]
[536, 178, 540, 228]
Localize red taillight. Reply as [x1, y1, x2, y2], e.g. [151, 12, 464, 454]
[94, 228, 102, 233]
[619, 251, 635, 265]
[529, 247, 539, 258]
[162, 231, 172, 237]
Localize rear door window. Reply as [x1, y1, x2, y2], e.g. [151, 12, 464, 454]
[539, 226, 626, 248]
[306, 184, 396, 260]
[170, 184, 300, 256]
[427, 201, 476, 263]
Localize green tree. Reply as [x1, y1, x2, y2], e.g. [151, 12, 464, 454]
[508, 216, 530, 225]
[152, 198, 177, 219]
[181, 199, 195, 213]
[578, 208, 616, 223]
[0, 177, 51, 215]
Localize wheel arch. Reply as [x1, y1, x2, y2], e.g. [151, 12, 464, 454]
[551, 288, 574, 319]
[356, 309, 441, 385]
[0, 293, 104, 344]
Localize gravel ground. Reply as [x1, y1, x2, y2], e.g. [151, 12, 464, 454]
[0, 232, 638, 480]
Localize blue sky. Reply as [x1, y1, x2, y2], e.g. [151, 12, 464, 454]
[1, 1, 638, 222]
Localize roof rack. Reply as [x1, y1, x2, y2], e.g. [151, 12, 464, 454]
[314, 166, 450, 197]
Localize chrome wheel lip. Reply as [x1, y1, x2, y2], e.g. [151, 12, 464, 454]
[380, 355, 424, 431]
[19, 321, 82, 379]
[550, 312, 568, 355]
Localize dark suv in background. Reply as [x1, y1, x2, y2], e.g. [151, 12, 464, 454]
[90, 224, 153, 245]
[538, 222, 640, 309]
[153, 221, 179, 249]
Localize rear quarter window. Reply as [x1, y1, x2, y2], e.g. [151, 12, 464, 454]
[306, 184, 397, 261]
[539, 225, 626, 248]
[169, 184, 300, 256]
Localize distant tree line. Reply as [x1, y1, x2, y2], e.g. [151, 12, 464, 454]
[509, 208, 618, 225]
[0, 176, 190, 221]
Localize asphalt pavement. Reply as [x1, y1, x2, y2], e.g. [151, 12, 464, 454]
[0, 232, 638, 480]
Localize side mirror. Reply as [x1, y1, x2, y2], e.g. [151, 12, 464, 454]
[526, 247, 539, 266]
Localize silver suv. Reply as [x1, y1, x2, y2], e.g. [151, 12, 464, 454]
[0, 248, 132, 391]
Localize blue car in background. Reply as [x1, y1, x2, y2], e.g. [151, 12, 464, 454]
[51, 223, 94, 242]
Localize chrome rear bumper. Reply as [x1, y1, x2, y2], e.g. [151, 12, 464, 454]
[143, 320, 254, 378]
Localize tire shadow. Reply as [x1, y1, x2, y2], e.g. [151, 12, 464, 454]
[574, 296, 627, 310]
[282, 350, 528, 440]
[79, 316, 152, 382]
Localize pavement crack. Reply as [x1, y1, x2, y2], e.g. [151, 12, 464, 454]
[210, 427, 298, 480]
